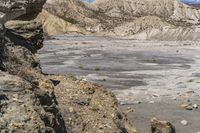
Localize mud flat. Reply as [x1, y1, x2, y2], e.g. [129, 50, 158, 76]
[39, 35, 200, 132]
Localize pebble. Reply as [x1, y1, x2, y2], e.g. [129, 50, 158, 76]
[177, 84, 187, 88]
[176, 82, 187, 88]
[181, 120, 188, 126]
[149, 101, 155, 104]
[152, 94, 159, 98]
[69, 107, 75, 113]
[186, 91, 195, 94]
[193, 104, 198, 109]
[180, 103, 190, 108]
[82, 78, 87, 81]
[135, 101, 141, 104]
[171, 97, 177, 100]
[12, 98, 24, 103]
[125, 108, 134, 114]
[119, 102, 126, 105]
[186, 106, 193, 110]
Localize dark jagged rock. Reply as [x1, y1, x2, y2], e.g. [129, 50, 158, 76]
[0, 0, 67, 132]
[0, 20, 68, 133]
[0, 0, 136, 133]
[0, 0, 46, 24]
[1, 21, 136, 133]
[0, 21, 134, 132]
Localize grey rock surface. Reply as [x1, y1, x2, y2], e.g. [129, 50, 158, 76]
[0, 0, 67, 132]
[0, 0, 46, 25]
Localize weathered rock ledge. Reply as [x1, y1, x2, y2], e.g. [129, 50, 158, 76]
[0, 1, 135, 133]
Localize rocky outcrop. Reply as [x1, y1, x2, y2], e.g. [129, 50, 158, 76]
[0, 15, 67, 133]
[0, 1, 135, 133]
[0, 71, 67, 133]
[0, 23, 135, 133]
[0, 22, 135, 132]
[36, 10, 84, 36]
[0, 0, 46, 24]
[49, 75, 136, 133]
[151, 118, 176, 133]
[0, 0, 66, 132]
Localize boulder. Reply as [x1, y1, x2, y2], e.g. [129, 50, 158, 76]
[151, 118, 176, 133]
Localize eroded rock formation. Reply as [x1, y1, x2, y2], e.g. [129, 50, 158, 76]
[0, 0, 46, 24]
[37, 0, 200, 40]
[0, 1, 67, 132]
[0, 0, 134, 133]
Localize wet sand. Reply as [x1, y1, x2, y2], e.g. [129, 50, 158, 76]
[39, 35, 200, 132]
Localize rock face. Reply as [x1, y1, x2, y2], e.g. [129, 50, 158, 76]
[36, 0, 96, 35]
[36, 10, 84, 35]
[0, 1, 134, 133]
[0, 0, 46, 25]
[39, 0, 200, 40]
[0, 23, 134, 133]
[51, 75, 135, 133]
[0, 71, 66, 133]
[0, 25, 134, 132]
[0, 1, 67, 132]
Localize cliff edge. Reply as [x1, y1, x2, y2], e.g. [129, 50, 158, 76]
[0, 0, 135, 133]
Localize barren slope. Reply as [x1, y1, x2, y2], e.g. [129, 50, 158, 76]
[36, 0, 200, 40]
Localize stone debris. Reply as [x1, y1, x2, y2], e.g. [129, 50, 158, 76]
[134, 101, 142, 104]
[151, 117, 176, 133]
[180, 103, 193, 110]
[180, 103, 199, 110]
[149, 101, 155, 104]
[181, 120, 188, 126]
[0, 0, 136, 132]
[12, 98, 24, 103]
[193, 104, 198, 109]
[171, 97, 177, 100]
[124, 107, 134, 114]
[186, 106, 193, 110]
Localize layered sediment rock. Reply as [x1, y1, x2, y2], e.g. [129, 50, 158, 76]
[0, 24, 134, 132]
[39, 0, 200, 40]
[0, 1, 67, 132]
[0, 0, 134, 133]
[36, 10, 84, 36]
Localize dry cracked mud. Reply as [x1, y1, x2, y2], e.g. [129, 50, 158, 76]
[39, 35, 200, 133]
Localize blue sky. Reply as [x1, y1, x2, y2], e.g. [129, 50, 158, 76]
[81, 0, 95, 3]
[181, 0, 200, 4]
